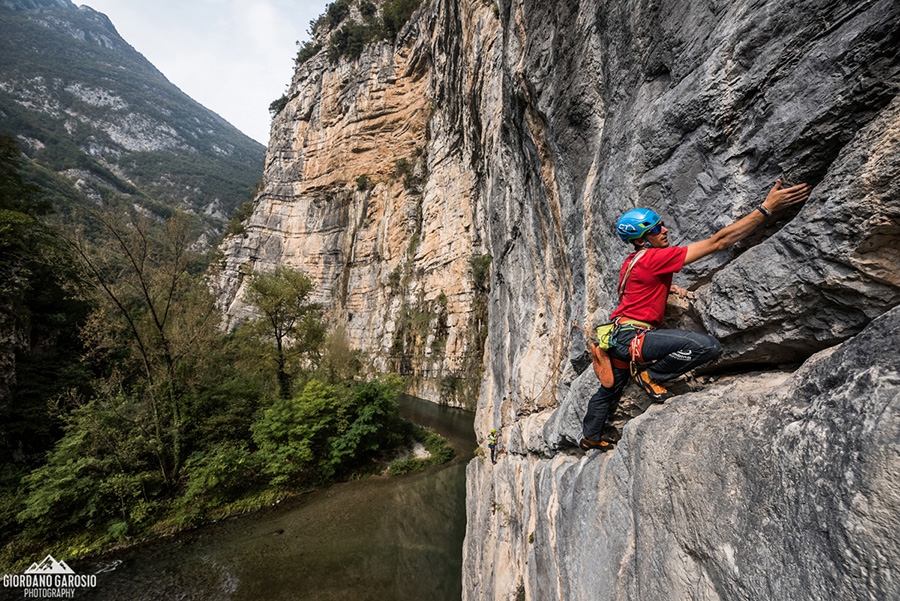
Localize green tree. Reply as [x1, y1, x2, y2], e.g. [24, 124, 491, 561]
[359, 1, 377, 19]
[324, 375, 405, 476]
[251, 375, 405, 487]
[243, 266, 326, 398]
[325, 0, 352, 27]
[176, 440, 257, 521]
[17, 388, 165, 542]
[251, 379, 342, 486]
[0, 133, 53, 406]
[382, 0, 422, 38]
[328, 21, 380, 62]
[68, 208, 219, 484]
[316, 327, 364, 383]
[14, 208, 261, 546]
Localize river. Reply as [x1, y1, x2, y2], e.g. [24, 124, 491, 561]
[68, 395, 475, 601]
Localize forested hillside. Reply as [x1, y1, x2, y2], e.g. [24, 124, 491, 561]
[0, 0, 265, 228]
[0, 0, 268, 478]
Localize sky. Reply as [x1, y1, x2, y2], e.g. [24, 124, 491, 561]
[80, 0, 330, 145]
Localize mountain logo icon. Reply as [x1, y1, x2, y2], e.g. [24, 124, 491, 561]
[24, 555, 75, 575]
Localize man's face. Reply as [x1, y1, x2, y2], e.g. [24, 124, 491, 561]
[643, 223, 669, 248]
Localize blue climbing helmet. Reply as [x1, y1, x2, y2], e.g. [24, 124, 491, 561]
[616, 208, 662, 243]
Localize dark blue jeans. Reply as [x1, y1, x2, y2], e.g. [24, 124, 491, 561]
[581, 327, 721, 441]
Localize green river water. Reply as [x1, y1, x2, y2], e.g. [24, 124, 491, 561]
[64, 396, 476, 601]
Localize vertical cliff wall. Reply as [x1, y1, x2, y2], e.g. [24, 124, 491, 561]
[216, 7, 493, 405]
[453, 0, 900, 598]
[217, 0, 900, 598]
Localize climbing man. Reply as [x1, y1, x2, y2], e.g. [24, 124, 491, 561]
[488, 428, 499, 464]
[580, 179, 811, 452]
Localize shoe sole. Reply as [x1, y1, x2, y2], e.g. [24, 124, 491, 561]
[634, 374, 673, 401]
[579, 441, 614, 453]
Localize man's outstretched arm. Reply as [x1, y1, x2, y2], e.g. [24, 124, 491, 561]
[684, 179, 810, 265]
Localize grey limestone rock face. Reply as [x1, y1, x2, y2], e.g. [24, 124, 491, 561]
[449, 0, 900, 598]
[693, 95, 900, 365]
[472, 0, 900, 430]
[466, 306, 900, 601]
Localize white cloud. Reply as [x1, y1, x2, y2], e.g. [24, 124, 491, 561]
[80, 0, 329, 145]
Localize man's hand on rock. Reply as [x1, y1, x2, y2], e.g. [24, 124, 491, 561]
[669, 285, 691, 299]
[762, 179, 811, 213]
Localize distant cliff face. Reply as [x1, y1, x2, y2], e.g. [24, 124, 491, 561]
[217, 6, 493, 406]
[219, 0, 900, 598]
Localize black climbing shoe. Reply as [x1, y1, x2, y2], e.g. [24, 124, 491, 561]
[579, 437, 614, 452]
[633, 370, 674, 402]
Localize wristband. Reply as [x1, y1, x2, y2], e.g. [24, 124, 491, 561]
[756, 205, 771, 218]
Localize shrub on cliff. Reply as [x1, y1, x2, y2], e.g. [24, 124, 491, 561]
[328, 20, 381, 61]
[326, 0, 352, 28]
[269, 94, 289, 116]
[295, 40, 322, 66]
[224, 199, 255, 236]
[324, 0, 424, 62]
[382, 0, 422, 38]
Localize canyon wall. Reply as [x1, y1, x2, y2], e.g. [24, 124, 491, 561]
[217, 8, 493, 405]
[217, 0, 900, 598]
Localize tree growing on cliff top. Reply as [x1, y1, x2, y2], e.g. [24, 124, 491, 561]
[243, 266, 327, 398]
[322, 0, 423, 62]
[382, 0, 421, 38]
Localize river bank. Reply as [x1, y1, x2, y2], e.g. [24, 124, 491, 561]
[54, 396, 475, 601]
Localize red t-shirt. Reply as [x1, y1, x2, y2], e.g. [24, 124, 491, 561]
[610, 246, 688, 327]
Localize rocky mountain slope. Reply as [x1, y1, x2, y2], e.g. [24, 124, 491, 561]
[0, 0, 265, 227]
[217, 0, 899, 598]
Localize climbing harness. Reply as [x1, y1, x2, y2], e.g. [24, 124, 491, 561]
[568, 248, 654, 386]
[628, 327, 648, 374]
[600, 317, 652, 375]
